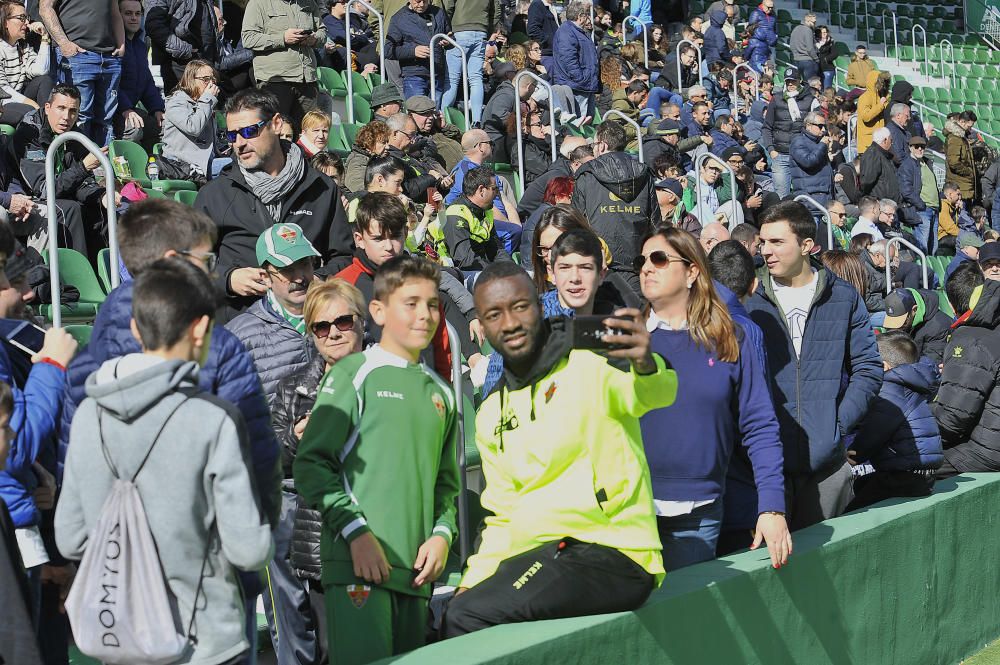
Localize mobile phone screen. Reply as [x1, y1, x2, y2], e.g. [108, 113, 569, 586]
[0, 320, 46, 356]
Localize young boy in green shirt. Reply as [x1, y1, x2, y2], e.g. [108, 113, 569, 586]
[293, 254, 460, 664]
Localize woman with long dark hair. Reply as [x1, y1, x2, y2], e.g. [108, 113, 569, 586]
[0, 0, 51, 125]
[638, 227, 791, 570]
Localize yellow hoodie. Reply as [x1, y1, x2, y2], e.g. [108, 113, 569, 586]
[856, 69, 890, 154]
[461, 346, 677, 590]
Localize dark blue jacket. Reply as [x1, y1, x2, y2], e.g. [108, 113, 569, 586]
[888, 120, 910, 166]
[745, 268, 883, 474]
[994, 187, 1000, 232]
[552, 20, 599, 93]
[0, 340, 64, 528]
[851, 360, 943, 471]
[946, 252, 975, 280]
[709, 128, 740, 157]
[526, 0, 559, 54]
[119, 31, 165, 115]
[58, 283, 281, 525]
[897, 153, 928, 212]
[386, 4, 450, 79]
[640, 319, 785, 514]
[703, 75, 732, 112]
[746, 7, 777, 62]
[703, 10, 732, 65]
[789, 130, 833, 199]
[718, 282, 766, 371]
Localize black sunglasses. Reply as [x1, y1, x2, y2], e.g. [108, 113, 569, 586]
[310, 315, 356, 338]
[225, 118, 269, 143]
[632, 250, 689, 272]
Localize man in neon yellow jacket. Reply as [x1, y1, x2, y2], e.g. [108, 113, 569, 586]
[443, 261, 678, 636]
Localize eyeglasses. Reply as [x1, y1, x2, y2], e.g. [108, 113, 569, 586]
[632, 250, 690, 272]
[8, 13, 28, 21]
[537, 244, 553, 258]
[395, 129, 415, 139]
[194, 75, 217, 83]
[180, 249, 218, 272]
[225, 118, 269, 143]
[310, 315, 357, 338]
[727, 158, 744, 165]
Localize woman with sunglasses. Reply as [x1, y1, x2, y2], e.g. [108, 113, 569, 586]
[505, 103, 554, 184]
[637, 227, 791, 571]
[161, 60, 232, 181]
[269, 278, 366, 664]
[0, 1, 51, 126]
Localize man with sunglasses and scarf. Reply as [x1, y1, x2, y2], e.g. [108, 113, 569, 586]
[196, 89, 351, 322]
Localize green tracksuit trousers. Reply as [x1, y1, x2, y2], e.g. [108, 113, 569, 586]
[326, 584, 428, 664]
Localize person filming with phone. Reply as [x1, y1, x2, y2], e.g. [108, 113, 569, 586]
[442, 260, 678, 637]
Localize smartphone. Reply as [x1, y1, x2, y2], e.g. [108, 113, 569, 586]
[0, 320, 46, 356]
[426, 187, 438, 211]
[569, 315, 628, 351]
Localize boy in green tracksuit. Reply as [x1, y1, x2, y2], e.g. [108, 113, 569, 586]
[294, 254, 460, 664]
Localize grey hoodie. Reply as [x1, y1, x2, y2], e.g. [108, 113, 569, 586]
[56, 356, 273, 665]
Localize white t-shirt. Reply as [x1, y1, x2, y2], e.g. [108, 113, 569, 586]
[772, 270, 819, 357]
[851, 216, 885, 241]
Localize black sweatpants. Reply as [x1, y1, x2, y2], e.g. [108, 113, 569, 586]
[846, 470, 934, 511]
[442, 539, 654, 638]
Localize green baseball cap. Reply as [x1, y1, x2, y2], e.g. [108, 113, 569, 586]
[256, 223, 320, 268]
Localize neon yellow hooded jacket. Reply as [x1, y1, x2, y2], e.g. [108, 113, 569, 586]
[461, 346, 677, 589]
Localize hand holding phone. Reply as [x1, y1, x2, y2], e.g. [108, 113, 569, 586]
[571, 309, 657, 374]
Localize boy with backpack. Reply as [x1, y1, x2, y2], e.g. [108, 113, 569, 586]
[847, 330, 943, 510]
[55, 258, 274, 665]
[294, 254, 461, 664]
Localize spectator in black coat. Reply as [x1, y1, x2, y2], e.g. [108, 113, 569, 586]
[859, 127, 900, 202]
[386, 0, 450, 99]
[887, 103, 911, 166]
[527, 0, 558, 56]
[881, 288, 954, 365]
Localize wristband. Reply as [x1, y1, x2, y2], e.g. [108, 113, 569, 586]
[37, 356, 67, 372]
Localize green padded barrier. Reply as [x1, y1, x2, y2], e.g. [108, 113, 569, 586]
[378, 475, 1000, 665]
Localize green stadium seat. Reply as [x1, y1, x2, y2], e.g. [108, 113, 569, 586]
[365, 72, 382, 88]
[317, 67, 348, 98]
[352, 93, 372, 124]
[342, 122, 360, 145]
[174, 189, 198, 206]
[351, 71, 372, 99]
[145, 188, 167, 199]
[109, 140, 196, 193]
[152, 142, 163, 155]
[64, 324, 93, 347]
[445, 106, 467, 132]
[97, 248, 112, 293]
[0, 124, 13, 136]
[38, 248, 106, 323]
[327, 123, 351, 157]
[937, 289, 955, 318]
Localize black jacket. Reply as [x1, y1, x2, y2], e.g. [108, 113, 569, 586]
[859, 143, 900, 202]
[271, 353, 326, 581]
[386, 4, 450, 80]
[517, 157, 571, 219]
[861, 249, 888, 313]
[12, 111, 101, 202]
[571, 152, 655, 277]
[656, 53, 700, 92]
[385, 145, 439, 203]
[509, 133, 553, 183]
[482, 80, 518, 148]
[934, 279, 1000, 470]
[905, 288, 953, 365]
[760, 87, 814, 155]
[194, 150, 351, 314]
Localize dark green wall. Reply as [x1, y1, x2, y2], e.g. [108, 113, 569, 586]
[382, 474, 1000, 665]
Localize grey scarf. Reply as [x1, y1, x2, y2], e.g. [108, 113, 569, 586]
[240, 142, 306, 221]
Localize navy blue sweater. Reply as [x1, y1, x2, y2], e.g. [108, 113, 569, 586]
[386, 5, 449, 80]
[640, 323, 785, 515]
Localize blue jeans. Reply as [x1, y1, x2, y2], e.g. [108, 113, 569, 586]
[656, 498, 724, 572]
[821, 69, 835, 89]
[794, 59, 819, 81]
[404, 75, 447, 106]
[59, 50, 121, 146]
[574, 92, 595, 119]
[441, 31, 486, 124]
[210, 157, 232, 179]
[749, 55, 769, 74]
[646, 87, 680, 117]
[771, 152, 791, 198]
[495, 220, 523, 256]
[913, 208, 938, 254]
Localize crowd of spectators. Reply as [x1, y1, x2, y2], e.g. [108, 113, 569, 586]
[3, 0, 1000, 663]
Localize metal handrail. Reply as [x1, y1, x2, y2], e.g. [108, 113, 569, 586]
[344, 0, 385, 123]
[845, 113, 858, 161]
[513, 70, 557, 197]
[675, 39, 703, 98]
[882, 11, 898, 67]
[794, 194, 834, 250]
[731, 63, 759, 109]
[590, 3, 596, 42]
[444, 320, 471, 565]
[912, 25, 928, 77]
[47, 132, 119, 328]
[602, 109, 645, 163]
[862, 0, 870, 57]
[884, 236, 929, 292]
[694, 153, 737, 227]
[623, 16, 649, 68]
[429, 33, 470, 129]
[938, 39, 956, 87]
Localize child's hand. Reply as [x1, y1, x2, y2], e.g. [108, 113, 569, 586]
[349, 532, 392, 585]
[412, 534, 449, 588]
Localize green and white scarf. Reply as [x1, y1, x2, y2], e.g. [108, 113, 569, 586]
[267, 290, 306, 336]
